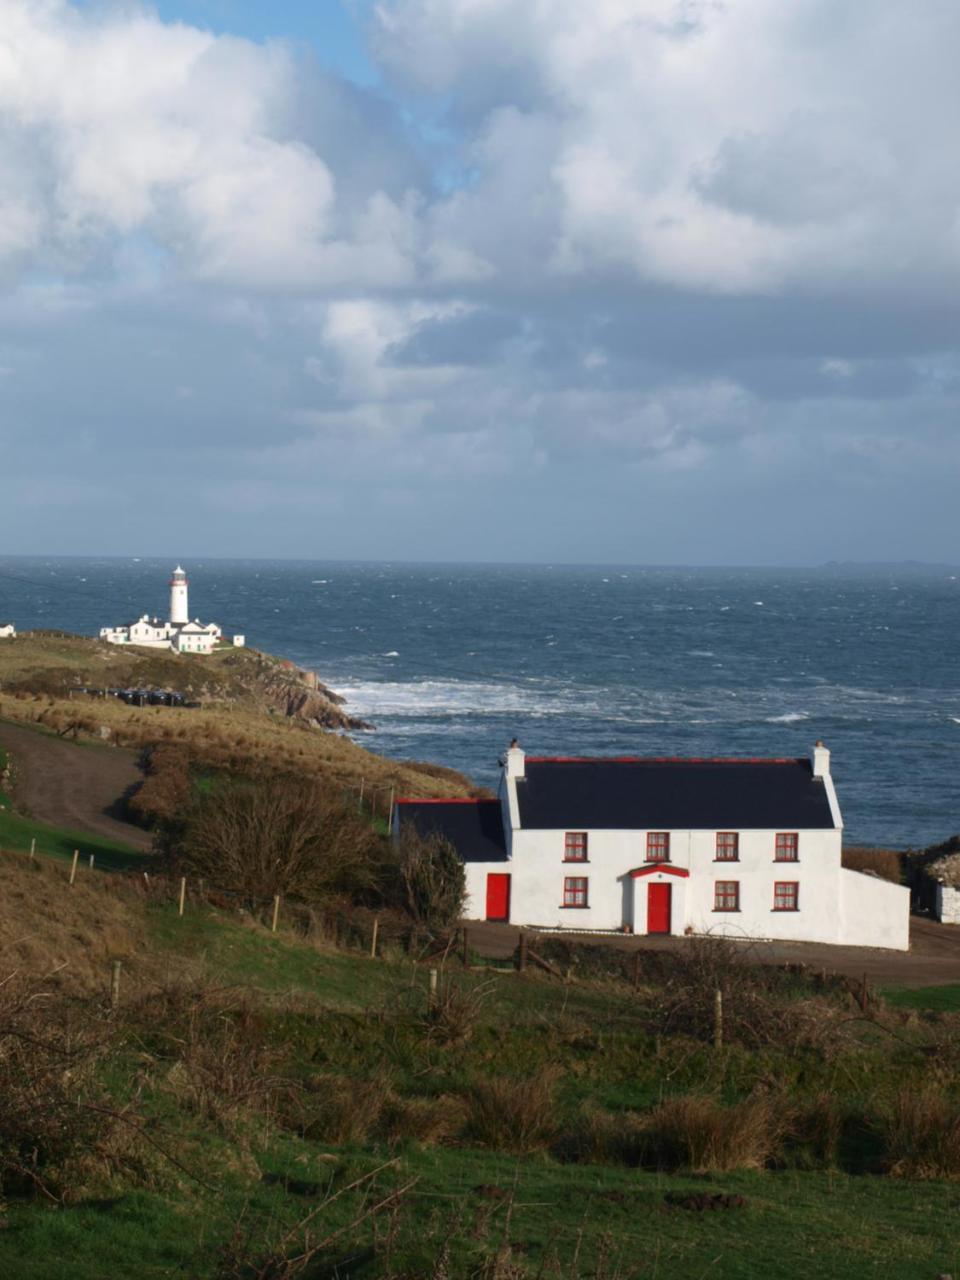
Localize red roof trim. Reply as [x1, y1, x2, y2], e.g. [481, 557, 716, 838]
[396, 797, 491, 806]
[630, 865, 691, 879]
[524, 755, 804, 765]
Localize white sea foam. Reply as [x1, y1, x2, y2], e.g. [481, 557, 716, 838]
[382, 651, 399, 657]
[766, 712, 809, 723]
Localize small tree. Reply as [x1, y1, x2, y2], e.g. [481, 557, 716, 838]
[395, 822, 465, 932]
[171, 771, 380, 902]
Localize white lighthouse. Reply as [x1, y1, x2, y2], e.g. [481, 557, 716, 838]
[169, 565, 189, 626]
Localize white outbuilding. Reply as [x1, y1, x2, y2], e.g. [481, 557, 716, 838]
[0, 622, 15, 639]
[396, 740, 910, 952]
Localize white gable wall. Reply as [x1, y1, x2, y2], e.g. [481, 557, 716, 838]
[839, 870, 909, 949]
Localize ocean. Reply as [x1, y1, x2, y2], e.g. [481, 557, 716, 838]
[1, 556, 958, 850]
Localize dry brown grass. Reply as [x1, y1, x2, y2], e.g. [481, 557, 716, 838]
[0, 690, 471, 801]
[880, 1086, 960, 1179]
[465, 1068, 561, 1154]
[0, 854, 144, 996]
[842, 847, 904, 883]
[644, 1094, 788, 1172]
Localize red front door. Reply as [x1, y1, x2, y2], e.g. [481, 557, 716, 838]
[647, 882, 672, 934]
[486, 873, 511, 922]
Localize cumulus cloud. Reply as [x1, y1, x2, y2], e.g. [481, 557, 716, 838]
[0, 0, 958, 562]
[0, 0, 425, 288]
[374, 0, 960, 296]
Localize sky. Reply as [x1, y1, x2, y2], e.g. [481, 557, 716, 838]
[1, 0, 958, 565]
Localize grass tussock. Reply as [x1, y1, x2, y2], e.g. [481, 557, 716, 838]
[880, 1086, 960, 1179]
[644, 1094, 788, 1173]
[465, 1068, 561, 1154]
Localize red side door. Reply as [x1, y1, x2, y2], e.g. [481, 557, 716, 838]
[647, 882, 672, 935]
[486, 873, 511, 922]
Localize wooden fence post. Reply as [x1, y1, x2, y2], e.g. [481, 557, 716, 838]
[358, 778, 365, 812]
[88, 854, 95, 870]
[271, 895, 281, 933]
[29, 837, 35, 861]
[713, 988, 723, 1051]
[110, 960, 122, 1010]
[370, 916, 379, 958]
[517, 931, 528, 972]
[178, 877, 187, 917]
[428, 967, 438, 1009]
[69, 849, 79, 886]
[387, 786, 395, 829]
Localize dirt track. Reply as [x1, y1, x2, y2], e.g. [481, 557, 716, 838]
[466, 916, 960, 988]
[0, 721, 152, 852]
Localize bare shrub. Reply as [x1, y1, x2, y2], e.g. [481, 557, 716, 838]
[465, 1069, 560, 1154]
[168, 772, 382, 902]
[421, 976, 494, 1046]
[880, 1087, 960, 1179]
[646, 935, 819, 1049]
[128, 744, 193, 827]
[169, 1000, 289, 1135]
[645, 1094, 787, 1172]
[392, 823, 465, 931]
[842, 847, 903, 884]
[0, 972, 141, 1200]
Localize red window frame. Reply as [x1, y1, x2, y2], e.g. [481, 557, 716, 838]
[715, 832, 739, 862]
[562, 876, 589, 908]
[714, 880, 740, 911]
[564, 831, 588, 862]
[773, 881, 799, 911]
[646, 832, 670, 863]
[775, 833, 799, 862]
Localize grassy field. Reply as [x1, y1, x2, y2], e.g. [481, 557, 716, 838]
[3, 853, 960, 1278]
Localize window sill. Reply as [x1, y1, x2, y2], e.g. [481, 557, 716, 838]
[772, 907, 799, 912]
[712, 908, 741, 913]
[559, 904, 589, 910]
[562, 859, 590, 864]
[713, 859, 740, 864]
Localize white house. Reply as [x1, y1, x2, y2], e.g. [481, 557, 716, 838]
[100, 567, 241, 655]
[0, 622, 15, 639]
[396, 740, 910, 952]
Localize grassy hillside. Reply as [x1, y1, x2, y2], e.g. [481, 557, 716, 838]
[2, 851, 960, 1280]
[0, 633, 477, 803]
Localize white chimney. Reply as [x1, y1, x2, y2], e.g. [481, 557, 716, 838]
[812, 740, 830, 778]
[505, 738, 526, 780]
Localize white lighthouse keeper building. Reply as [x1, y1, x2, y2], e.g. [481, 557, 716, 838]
[170, 566, 190, 626]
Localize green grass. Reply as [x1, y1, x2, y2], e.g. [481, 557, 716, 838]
[0, 806, 148, 870]
[5, 1142, 960, 1279]
[882, 983, 960, 1011]
[5, 887, 960, 1277]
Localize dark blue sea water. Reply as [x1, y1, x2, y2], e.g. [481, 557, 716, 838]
[2, 556, 959, 849]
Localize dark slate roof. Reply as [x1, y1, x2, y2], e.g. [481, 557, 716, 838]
[516, 757, 836, 830]
[397, 800, 508, 861]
